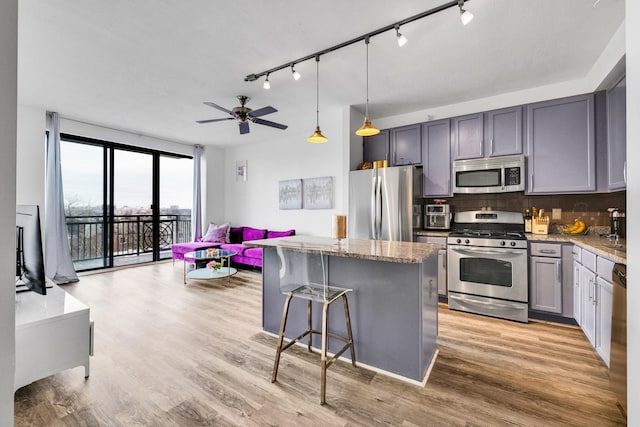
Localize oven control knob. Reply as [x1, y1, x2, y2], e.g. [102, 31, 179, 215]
[500, 241, 506, 246]
[456, 239, 461, 244]
[464, 239, 470, 244]
[510, 241, 516, 247]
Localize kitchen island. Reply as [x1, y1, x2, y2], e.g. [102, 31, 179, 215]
[244, 236, 440, 384]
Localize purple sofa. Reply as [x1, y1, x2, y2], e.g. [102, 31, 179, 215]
[219, 226, 295, 269]
[171, 226, 295, 269]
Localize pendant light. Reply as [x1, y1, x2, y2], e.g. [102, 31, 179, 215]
[355, 37, 380, 137]
[307, 55, 328, 143]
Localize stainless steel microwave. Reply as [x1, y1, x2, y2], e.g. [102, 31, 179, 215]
[452, 154, 525, 194]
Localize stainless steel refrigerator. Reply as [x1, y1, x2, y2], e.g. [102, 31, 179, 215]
[348, 166, 422, 241]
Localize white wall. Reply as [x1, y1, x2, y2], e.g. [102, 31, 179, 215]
[0, 0, 18, 423]
[16, 104, 46, 207]
[626, 1, 638, 424]
[220, 107, 346, 236]
[376, 22, 626, 130]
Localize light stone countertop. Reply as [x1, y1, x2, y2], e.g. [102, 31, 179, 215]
[244, 235, 440, 264]
[416, 229, 626, 264]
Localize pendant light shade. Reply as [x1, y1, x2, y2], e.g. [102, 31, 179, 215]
[307, 56, 328, 143]
[355, 38, 380, 137]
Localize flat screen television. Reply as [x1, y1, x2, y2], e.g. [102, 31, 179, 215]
[16, 204, 47, 295]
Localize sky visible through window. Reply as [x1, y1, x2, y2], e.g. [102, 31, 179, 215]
[60, 141, 192, 212]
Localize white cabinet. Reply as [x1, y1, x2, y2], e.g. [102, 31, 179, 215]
[580, 264, 597, 346]
[573, 259, 581, 325]
[574, 245, 616, 367]
[596, 277, 613, 367]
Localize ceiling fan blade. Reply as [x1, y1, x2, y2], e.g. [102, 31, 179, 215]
[248, 106, 277, 118]
[203, 101, 233, 115]
[254, 118, 288, 130]
[239, 121, 250, 135]
[196, 117, 234, 124]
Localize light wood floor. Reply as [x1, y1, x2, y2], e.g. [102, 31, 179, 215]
[14, 262, 625, 426]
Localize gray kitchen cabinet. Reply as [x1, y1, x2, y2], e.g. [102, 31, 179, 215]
[525, 94, 596, 194]
[529, 243, 563, 314]
[421, 119, 451, 197]
[485, 106, 523, 157]
[363, 129, 389, 164]
[416, 235, 447, 296]
[530, 256, 562, 314]
[391, 124, 421, 166]
[452, 113, 483, 160]
[607, 75, 626, 191]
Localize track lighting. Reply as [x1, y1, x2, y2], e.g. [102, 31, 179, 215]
[308, 56, 327, 143]
[395, 25, 408, 47]
[355, 38, 380, 137]
[263, 73, 271, 90]
[291, 64, 301, 81]
[458, 0, 474, 25]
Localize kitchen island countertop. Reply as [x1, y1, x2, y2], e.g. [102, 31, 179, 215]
[245, 235, 440, 264]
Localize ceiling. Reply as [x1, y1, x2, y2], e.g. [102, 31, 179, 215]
[17, 0, 625, 147]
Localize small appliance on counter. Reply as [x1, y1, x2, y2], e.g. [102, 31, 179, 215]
[424, 203, 451, 230]
[608, 207, 626, 238]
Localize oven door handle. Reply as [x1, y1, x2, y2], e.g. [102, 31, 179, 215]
[449, 246, 524, 256]
[449, 293, 525, 310]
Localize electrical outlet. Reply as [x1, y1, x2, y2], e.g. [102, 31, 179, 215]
[552, 208, 562, 220]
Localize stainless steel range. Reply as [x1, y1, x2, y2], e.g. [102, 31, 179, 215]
[447, 210, 528, 323]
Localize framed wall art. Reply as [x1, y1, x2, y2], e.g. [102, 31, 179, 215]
[303, 176, 333, 209]
[278, 179, 302, 209]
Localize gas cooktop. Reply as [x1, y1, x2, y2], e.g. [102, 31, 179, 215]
[448, 229, 527, 240]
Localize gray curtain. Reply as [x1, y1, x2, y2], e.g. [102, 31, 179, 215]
[45, 112, 78, 283]
[191, 144, 203, 241]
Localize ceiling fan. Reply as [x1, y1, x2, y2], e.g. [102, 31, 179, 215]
[196, 95, 288, 134]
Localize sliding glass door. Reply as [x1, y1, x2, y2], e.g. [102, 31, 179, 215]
[60, 135, 192, 271]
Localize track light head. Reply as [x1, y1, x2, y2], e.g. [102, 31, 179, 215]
[458, 0, 473, 25]
[291, 64, 301, 81]
[263, 73, 271, 89]
[395, 25, 408, 47]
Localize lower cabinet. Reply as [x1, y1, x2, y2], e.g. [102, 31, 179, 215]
[580, 265, 597, 346]
[596, 277, 613, 367]
[574, 246, 615, 367]
[530, 256, 562, 313]
[416, 235, 447, 296]
[573, 258, 581, 325]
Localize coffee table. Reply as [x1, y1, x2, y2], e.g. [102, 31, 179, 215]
[183, 249, 238, 284]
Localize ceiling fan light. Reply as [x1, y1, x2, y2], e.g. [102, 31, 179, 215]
[307, 126, 328, 143]
[263, 74, 271, 90]
[355, 118, 380, 137]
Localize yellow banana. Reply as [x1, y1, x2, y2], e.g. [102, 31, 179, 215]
[570, 221, 586, 234]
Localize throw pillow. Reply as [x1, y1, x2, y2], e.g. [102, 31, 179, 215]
[203, 223, 230, 243]
[267, 229, 295, 238]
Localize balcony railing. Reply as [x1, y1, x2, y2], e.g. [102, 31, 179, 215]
[66, 214, 191, 267]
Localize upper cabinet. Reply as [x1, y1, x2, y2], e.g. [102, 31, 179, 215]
[391, 124, 421, 166]
[363, 129, 389, 164]
[525, 94, 596, 194]
[422, 119, 451, 197]
[452, 113, 484, 160]
[452, 107, 522, 160]
[485, 106, 523, 157]
[607, 75, 626, 191]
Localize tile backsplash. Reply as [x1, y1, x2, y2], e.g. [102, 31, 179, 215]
[425, 191, 626, 228]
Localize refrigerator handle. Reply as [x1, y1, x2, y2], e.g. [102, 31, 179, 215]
[370, 174, 377, 239]
[376, 174, 383, 239]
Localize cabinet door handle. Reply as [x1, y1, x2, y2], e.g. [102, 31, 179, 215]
[556, 262, 561, 282]
[490, 138, 494, 156]
[624, 160, 627, 185]
[588, 278, 593, 300]
[593, 281, 597, 306]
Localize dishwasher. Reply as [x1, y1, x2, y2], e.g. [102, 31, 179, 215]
[609, 263, 626, 418]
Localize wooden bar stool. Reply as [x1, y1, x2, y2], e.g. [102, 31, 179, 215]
[271, 247, 356, 405]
